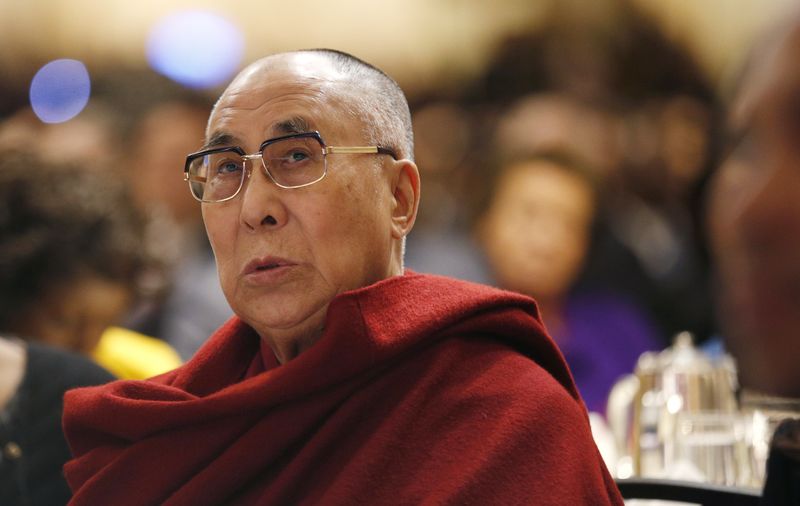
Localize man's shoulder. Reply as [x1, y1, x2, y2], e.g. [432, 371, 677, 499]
[351, 271, 537, 312]
[339, 272, 580, 414]
[416, 334, 585, 419]
[366, 333, 615, 505]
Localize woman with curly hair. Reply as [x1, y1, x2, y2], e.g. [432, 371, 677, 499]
[0, 149, 181, 378]
[0, 148, 179, 504]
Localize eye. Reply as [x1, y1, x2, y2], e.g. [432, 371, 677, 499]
[214, 158, 243, 175]
[285, 148, 311, 164]
[262, 137, 321, 174]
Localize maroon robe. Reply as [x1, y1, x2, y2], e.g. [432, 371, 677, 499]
[63, 273, 623, 505]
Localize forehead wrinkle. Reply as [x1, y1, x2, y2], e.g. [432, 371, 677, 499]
[212, 52, 353, 126]
[208, 58, 362, 146]
[220, 71, 339, 109]
[210, 89, 356, 146]
[204, 116, 314, 151]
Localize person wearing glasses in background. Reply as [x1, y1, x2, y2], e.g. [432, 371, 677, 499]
[62, 49, 622, 505]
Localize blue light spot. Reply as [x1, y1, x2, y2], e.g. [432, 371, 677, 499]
[147, 10, 244, 89]
[29, 59, 91, 124]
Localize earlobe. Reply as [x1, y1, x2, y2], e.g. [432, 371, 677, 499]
[390, 160, 421, 240]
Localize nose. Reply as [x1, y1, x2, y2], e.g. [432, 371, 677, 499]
[238, 157, 287, 231]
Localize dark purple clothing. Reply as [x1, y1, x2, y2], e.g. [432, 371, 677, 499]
[554, 291, 662, 413]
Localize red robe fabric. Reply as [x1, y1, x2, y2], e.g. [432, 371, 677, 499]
[63, 273, 623, 505]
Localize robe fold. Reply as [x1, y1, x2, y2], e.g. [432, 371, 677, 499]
[63, 272, 623, 505]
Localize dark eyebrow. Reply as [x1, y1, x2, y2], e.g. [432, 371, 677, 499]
[202, 117, 311, 151]
[273, 117, 311, 136]
[203, 132, 239, 150]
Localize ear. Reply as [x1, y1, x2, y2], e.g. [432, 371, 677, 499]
[388, 159, 421, 240]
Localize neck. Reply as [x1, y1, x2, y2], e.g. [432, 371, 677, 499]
[267, 328, 323, 365]
[259, 307, 327, 365]
[535, 297, 567, 342]
[259, 263, 406, 364]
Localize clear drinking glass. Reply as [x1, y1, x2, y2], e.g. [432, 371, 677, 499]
[738, 390, 800, 487]
[671, 411, 753, 487]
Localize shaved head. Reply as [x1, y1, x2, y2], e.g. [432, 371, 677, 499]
[212, 49, 414, 162]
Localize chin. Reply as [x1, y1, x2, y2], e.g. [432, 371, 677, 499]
[239, 299, 330, 336]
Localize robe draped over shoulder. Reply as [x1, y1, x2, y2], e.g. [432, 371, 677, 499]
[63, 272, 623, 505]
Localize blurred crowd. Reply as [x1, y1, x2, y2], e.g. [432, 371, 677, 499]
[2, 0, 800, 502]
[406, 2, 721, 414]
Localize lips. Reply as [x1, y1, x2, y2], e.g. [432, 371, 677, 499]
[242, 256, 297, 277]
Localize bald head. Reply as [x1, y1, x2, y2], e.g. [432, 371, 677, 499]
[212, 49, 414, 162]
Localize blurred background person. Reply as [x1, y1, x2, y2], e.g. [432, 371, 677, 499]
[480, 1, 720, 344]
[404, 100, 493, 284]
[0, 101, 121, 168]
[0, 70, 234, 361]
[0, 149, 181, 379]
[1, 336, 113, 505]
[129, 97, 234, 360]
[476, 150, 661, 414]
[707, 16, 800, 400]
[404, 0, 721, 347]
[705, 8, 800, 500]
[92, 71, 233, 360]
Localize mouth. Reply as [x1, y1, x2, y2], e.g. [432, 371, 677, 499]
[243, 256, 296, 276]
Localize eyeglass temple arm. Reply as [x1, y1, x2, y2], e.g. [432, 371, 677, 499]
[325, 146, 397, 159]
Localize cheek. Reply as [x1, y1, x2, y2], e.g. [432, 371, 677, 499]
[486, 209, 521, 248]
[553, 233, 587, 278]
[311, 181, 391, 278]
[482, 218, 513, 263]
[331, 177, 382, 230]
[204, 206, 235, 250]
[203, 209, 238, 282]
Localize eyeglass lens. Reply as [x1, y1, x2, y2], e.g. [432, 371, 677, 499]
[187, 136, 326, 201]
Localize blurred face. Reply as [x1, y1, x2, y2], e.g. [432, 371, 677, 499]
[496, 95, 622, 179]
[480, 160, 595, 299]
[202, 54, 402, 350]
[13, 277, 131, 354]
[707, 29, 800, 396]
[132, 103, 207, 225]
[659, 96, 712, 194]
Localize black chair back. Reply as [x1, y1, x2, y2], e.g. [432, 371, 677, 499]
[615, 477, 761, 506]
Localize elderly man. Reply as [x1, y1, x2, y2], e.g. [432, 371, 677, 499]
[63, 49, 622, 505]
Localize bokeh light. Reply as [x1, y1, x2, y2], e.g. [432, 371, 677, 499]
[29, 59, 91, 124]
[146, 10, 244, 89]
